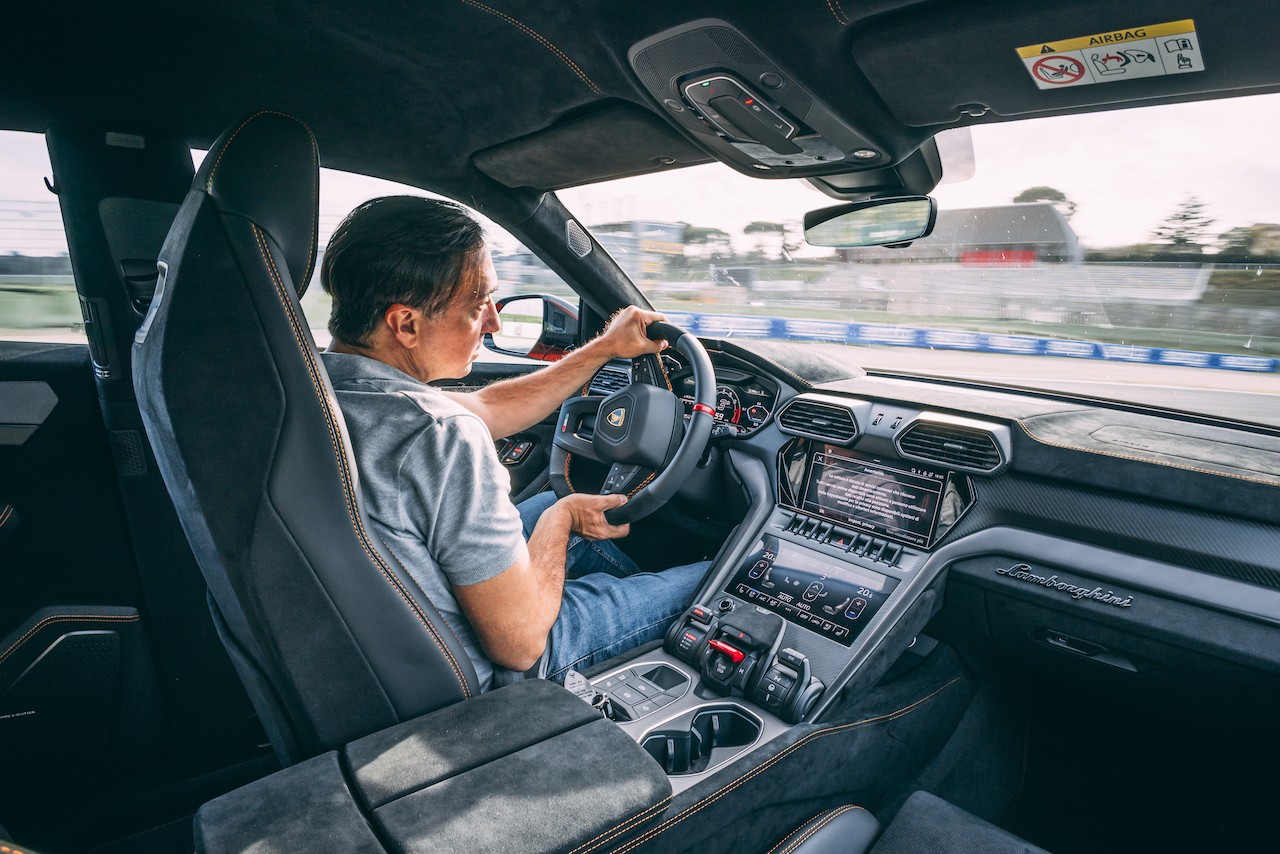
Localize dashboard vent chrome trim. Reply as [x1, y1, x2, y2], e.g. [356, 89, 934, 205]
[589, 365, 630, 395]
[777, 396, 860, 444]
[895, 415, 1010, 474]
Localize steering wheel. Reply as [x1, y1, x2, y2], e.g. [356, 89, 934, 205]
[549, 321, 716, 524]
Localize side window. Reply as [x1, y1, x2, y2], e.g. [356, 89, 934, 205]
[0, 131, 81, 343]
[309, 168, 573, 347]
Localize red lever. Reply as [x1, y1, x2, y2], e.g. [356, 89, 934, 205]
[707, 639, 746, 664]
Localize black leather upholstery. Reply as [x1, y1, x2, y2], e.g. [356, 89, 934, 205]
[773, 805, 881, 854]
[133, 111, 479, 762]
[779, 791, 1052, 854]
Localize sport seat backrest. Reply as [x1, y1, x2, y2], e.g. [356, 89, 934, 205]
[132, 111, 479, 762]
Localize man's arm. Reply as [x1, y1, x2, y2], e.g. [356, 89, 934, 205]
[446, 306, 667, 439]
[452, 493, 629, 671]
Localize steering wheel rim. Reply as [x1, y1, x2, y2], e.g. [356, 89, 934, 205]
[549, 321, 716, 524]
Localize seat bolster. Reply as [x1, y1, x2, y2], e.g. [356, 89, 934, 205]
[772, 805, 881, 854]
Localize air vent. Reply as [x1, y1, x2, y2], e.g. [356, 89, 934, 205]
[897, 422, 1003, 472]
[589, 366, 630, 395]
[777, 399, 858, 444]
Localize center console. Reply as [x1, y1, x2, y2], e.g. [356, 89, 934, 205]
[585, 410, 999, 792]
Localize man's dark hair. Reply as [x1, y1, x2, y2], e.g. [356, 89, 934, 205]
[320, 195, 486, 346]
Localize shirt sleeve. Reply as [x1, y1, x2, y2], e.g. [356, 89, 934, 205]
[399, 412, 529, 588]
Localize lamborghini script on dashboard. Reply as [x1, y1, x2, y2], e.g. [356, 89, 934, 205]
[996, 563, 1134, 608]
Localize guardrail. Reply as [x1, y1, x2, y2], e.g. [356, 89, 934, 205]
[660, 311, 1278, 373]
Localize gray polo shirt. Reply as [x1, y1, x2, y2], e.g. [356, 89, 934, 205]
[320, 351, 527, 690]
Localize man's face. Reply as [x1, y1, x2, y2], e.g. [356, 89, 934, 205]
[416, 250, 501, 380]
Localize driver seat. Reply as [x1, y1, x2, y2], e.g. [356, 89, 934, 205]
[132, 111, 479, 763]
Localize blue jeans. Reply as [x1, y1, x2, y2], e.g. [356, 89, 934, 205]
[517, 491, 710, 682]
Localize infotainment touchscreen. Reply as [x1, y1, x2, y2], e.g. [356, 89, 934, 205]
[801, 447, 952, 547]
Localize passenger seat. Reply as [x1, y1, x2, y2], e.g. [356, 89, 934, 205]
[773, 790, 1049, 854]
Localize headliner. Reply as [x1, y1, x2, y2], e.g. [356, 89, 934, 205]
[7, 0, 1278, 202]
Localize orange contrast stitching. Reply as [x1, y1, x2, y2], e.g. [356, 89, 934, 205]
[568, 795, 674, 854]
[652, 354, 673, 392]
[606, 678, 963, 853]
[206, 111, 319, 291]
[564, 451, 577, 493]
[824, 0, 851, 25]
[0, 614, 139, 668]
[769, 805, 865, 854]
[253, 226, 472, 698]
[625, 470, 657, 498]
[458, 0, 602, 94]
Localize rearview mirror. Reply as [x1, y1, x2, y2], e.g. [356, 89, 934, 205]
[804, 196, 937, 248]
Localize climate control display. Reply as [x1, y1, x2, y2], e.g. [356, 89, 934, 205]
[728, 535, 899, 647]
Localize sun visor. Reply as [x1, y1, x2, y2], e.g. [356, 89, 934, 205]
[473, 103, 710, 191]
[850, 0, 1280, 126]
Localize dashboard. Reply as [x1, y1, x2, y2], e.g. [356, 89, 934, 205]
[587, 340, 1280, 785]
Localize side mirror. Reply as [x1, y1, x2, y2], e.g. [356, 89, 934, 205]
[484, 294, 579, 362]
[804, 196, 937, 248]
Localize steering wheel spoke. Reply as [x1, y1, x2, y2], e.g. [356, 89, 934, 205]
[601, 462, 653, 496]
[551, 320, 716, 524]
[551, 395, 606, 461]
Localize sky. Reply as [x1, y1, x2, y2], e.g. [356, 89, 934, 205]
[3, 91, 1278, 255]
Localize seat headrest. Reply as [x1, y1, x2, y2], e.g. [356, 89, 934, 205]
[196, 111, 319, 296]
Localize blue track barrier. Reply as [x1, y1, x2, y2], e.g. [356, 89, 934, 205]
[659, 311, 1277, 373]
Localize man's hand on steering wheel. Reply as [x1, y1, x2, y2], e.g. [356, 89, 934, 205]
[594, 307, 670, 360]
[551, 317, 715, 525]
[558, 493, 630, 541]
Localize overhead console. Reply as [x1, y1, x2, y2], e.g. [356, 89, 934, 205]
[629, 20, 919, 183]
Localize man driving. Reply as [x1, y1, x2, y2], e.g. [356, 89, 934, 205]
[319, 195, 709, 689]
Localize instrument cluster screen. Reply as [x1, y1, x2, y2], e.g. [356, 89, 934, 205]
[802, 447, 952, 548]
[675, 374, 775, 434]
[728, 535, 899, 647]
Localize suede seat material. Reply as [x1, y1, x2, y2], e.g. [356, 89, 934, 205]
[133, 111, 479, 763]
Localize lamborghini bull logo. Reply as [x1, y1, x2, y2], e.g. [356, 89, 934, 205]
[607, 407, 627, 428]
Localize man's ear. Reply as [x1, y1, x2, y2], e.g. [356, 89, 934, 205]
[383, 303, 421, 348]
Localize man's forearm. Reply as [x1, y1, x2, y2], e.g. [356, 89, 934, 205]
[455, 502, 572, 671]
[451, 335, 617, 437]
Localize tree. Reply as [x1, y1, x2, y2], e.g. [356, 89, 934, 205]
[1150, 195, 1215, 252]
[1218, 226, 1257, 256]
[744, 221, 784, 259]
[682, 225, 733, 259]
[1013, 186, 1077, 219]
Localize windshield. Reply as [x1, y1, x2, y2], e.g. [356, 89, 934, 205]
[555, 93, 1279, 428]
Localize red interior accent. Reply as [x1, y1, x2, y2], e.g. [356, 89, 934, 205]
[707, 639, 746, 664]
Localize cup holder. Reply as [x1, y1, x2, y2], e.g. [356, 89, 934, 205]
[641, 706, 761, 775]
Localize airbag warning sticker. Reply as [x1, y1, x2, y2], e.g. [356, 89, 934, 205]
[1017, 19, 1203, 89]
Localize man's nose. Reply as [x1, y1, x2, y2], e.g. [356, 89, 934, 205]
[483, 302, 501, 334]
